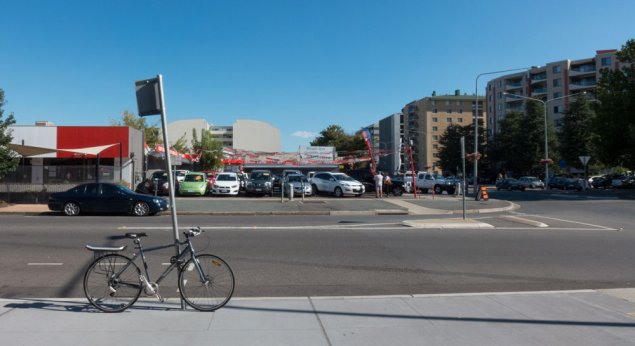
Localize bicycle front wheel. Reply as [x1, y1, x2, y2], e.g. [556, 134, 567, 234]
[178, 254, 235, 311]
[83, 254, 142, 312]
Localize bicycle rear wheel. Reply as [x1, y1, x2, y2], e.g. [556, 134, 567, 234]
[178, 254, 235, 311]
[84, 254, 142, 312]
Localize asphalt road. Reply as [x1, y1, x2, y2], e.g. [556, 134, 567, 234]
[1, 192, 634, 299]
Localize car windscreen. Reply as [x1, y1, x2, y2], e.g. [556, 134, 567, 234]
[152, 172, 167, 179]
[334, 174, 355, 181]
[216, 174, 236, 181]
[288, 176, 307, 183]
[251, 172, 270, 180]
[184, 175, 204, 182]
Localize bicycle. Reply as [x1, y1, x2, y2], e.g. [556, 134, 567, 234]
[83, 227, 234, 312]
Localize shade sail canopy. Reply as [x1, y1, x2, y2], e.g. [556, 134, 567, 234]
[7, 143, 120, 157]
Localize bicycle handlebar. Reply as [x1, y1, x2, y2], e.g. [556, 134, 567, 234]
[184, 226, 204, 238]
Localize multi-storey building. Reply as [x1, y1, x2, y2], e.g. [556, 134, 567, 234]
[402, 90, 485, 174]
[486, 49, 619, 138]
[167, 119, 280, 152]
[377, 113, 404, 175]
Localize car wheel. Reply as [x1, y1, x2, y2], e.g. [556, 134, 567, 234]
[334, 187, 344, 197]
[133, 201, 150, 216]
[434, 186, 442, 194]
[447, 188, 455, 195]
[63, 202, 80, 216]
[312, 184, 319, 195]
[392, 187, 404, 196]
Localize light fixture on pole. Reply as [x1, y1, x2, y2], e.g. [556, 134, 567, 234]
[473, 67, 532, 195]
[503, 92, 589, 185]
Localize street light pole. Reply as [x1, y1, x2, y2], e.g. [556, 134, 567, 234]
[473, 67, 531, 195]
[503, 92, 588, 185]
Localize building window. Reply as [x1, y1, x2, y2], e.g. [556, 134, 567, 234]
[446, 117, 452, 123]
[433, 135, 439, 141]
[553, 91, 563, 98]
[498, 91, 502, 99]
[432, 144, 438, 149]
[458, 109, 463, 114]
[601, 57, 612, 66]
[497, 104, 502, 111]
[497, 80, 502, 87]
[433, 153, 439, 158]
[553, 65, 561, 73]
[445, 100, 450, 106]
[432, 126, 438, 132]
[447, 109, 452, 114]
[433, 109, 438, 113]
[431, 100, 436, 106]
[554, 105, 562, 113]
[432, 117, 438, 122]
[553, 78, 561, 87]
[458, 118, 463, 123]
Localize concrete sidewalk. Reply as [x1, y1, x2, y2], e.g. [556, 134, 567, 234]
[0, 195, 516, 216]
[2, 289, 635, 345]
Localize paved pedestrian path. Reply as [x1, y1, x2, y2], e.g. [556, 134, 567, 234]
[2, 289, 635, 345]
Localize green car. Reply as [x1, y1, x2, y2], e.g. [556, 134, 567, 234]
[178, 172, 209, 196]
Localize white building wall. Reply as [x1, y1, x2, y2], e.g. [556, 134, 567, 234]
[232, 120, 280, 152]
[9, 126, 58, 157]
[167, 119, 210, 148]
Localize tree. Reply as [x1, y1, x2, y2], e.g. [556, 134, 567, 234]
[594, 38, 635, 168]
[191, 128, 223, 171]
[0, 89, 19, 180]
[557, 94, 597, 169]
[171, 134, 189, 154]
[436, 122, 485, 175]
[310, 124, 366, 153]
[110, 110, 161, 147]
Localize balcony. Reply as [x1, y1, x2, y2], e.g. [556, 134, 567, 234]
[530, 74, 547, 83]
[570, 64, 596, 77]
[531, 87, 547, 96]
[505, 82, 523, 91]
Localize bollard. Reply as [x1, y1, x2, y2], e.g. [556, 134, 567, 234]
[280, 182, 284, 203]
[301, 182, 305, 201]
[480, 186, 489, 201]
[289, 183, 294, 201]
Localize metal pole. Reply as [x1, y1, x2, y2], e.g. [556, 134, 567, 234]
[156, 74, 185, 310]
[156, 75, 180, 256]
[461, 136, 466, 220]
[544, 105, 549, 184]
[119, 142, 123, 182]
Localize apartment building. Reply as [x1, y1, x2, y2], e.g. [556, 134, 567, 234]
[377, 113, 404, 175]
[402, 90, 485, 174]
[486, 49, 619, 138]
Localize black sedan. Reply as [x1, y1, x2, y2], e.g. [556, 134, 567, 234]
[48, 183, 169, 216]
[495, 178, 526, 191]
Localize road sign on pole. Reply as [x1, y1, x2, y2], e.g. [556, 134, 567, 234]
[579, 156, 591, 166]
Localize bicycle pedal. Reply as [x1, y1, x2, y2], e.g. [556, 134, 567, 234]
[156, 294, 164, 303]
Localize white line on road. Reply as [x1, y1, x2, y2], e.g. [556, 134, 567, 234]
[511, 212, 617, 231]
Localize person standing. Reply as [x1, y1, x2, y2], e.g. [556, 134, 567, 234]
[384, 174, 392, 196]
[374, 171, 384, 198]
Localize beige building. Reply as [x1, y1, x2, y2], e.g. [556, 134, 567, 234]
[167, 119, 280, 152]
[402, 90, 485, 173]
[486, 49, 619, 138]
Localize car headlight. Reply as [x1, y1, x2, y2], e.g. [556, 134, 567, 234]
[213, 184, 219, 188]
[153, 198, 162, 204]
[265, 182, 271, 187]
[232, 185, 238, 188]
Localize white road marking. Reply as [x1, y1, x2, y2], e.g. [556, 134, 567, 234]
[510, 212, 617, 231]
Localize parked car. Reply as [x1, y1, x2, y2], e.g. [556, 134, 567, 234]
[518, 176, 544, 189]
[283, 174, 312, 196]
[590, 175, 612, 189]
[348, 171, 405, 196]
[48, 182, 169, 216]
[135, 171, 173, 196]
[246, 170, 275, 196]
[547, 176, 568, 190]
[495, 178, 526, 191]
[311, 172, 365, 197]
[563, 178, 584, 191]
[173, 169, 189, 183]
[178, 172, 209, 196]
[237, 172, 248, 192]
[211, 172, 240, 196]
[415, 172, 457, 194]
[201, 170, 217, 190]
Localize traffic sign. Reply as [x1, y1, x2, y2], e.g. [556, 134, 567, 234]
[579, 155, 591, 166]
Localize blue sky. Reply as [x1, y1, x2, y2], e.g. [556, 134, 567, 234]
[1, 0, 634, 151]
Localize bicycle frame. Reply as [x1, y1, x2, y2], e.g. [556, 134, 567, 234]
[112, 236, 207, 289]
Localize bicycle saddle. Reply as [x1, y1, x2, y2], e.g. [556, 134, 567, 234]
[125, 232, 148, 239]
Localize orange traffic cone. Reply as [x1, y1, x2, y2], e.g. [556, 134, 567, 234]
[480, 186, 489, 201]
